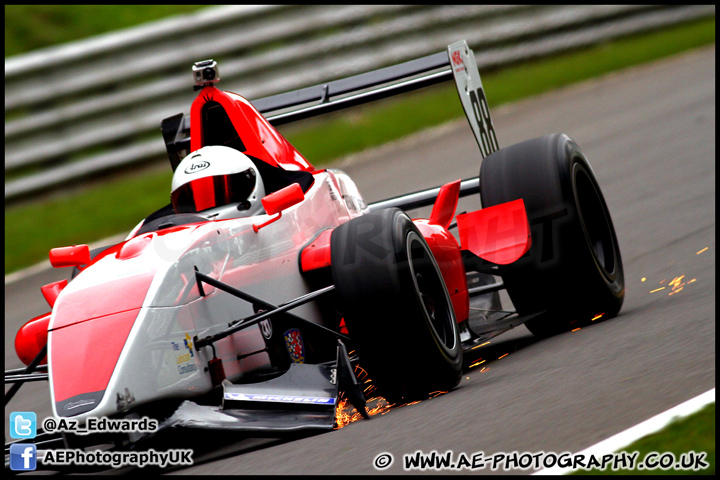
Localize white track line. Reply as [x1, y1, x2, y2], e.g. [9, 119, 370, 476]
[533, 387, 715, 475]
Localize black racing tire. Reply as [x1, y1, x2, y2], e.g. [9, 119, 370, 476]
[479, 134, 624, 337]
[330, 208, 462, 402]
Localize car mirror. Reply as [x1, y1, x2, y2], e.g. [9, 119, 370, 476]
[262, 183, 305, 216]
[49, 244, 91, 268]
[254, 183, 305, 232]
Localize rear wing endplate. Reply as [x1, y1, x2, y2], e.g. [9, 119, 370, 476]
[162, 40, 498, 166]
[447, 41, 499, 158]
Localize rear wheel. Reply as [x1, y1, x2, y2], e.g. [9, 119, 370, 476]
[330, 208, 462, 402]
[479, 134, 624, 336]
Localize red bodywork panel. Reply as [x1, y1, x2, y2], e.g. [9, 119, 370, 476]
[300, 229, 334, 273]
[50, 309, 139, 405]
[414, 219, 469, 323]
[15, 312, 51, 366]
[190, 86, 313, 171]
[429, 179, 461, 229]
[419, 179, 468, 323]
[456, 198, 531, 265]
[41, 279, 68, 309]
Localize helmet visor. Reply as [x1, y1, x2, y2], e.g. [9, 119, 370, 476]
[172, 168, 256, 213]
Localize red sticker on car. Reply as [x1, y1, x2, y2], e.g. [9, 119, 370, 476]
[451, 50, 464, 72]
[283, 328, 305, 364]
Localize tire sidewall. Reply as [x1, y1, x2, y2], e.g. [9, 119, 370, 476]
[569, 152, 624, 301]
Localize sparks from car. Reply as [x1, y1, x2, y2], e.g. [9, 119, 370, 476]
[667, 275, 686, 296]
[335, 397, 392, 429]
[469, 359, 486, 368]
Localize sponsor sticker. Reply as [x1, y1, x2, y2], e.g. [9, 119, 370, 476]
[184, 160, 210, 174]
[224, 392, 335, 405]
[283, 328, 305, 363]
[171, 333, 197, 375]
[64, 398, 97, 412]
[450, 50, 465, 72]
[259, 318, 273, 339]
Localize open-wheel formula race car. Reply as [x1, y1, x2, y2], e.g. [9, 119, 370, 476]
[5, 40, 624, 468]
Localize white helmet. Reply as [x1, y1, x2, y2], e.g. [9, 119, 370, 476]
[171, 146, 266, 216]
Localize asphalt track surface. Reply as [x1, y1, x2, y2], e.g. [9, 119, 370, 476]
[4, 46, 715, 474]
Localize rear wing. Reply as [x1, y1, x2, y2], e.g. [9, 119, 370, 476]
[162, 40, 498, 171]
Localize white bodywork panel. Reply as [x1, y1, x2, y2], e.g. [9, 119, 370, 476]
[48, 171, 366, 421]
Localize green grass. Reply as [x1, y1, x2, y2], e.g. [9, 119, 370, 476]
[4, 5, 210, 57]
[4, 17, 716, 274]
[573, 403, 714, 475]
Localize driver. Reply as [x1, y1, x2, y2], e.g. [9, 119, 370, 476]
[171, 145, 266, 216]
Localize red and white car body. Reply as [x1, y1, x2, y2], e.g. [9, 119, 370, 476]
[9, 39, 622, 449]
[46, 168, 368, 420]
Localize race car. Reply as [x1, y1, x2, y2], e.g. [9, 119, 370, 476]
[6, 40, 624, 460]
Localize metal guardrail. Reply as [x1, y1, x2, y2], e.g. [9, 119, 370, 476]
[4, 4, 715, 202]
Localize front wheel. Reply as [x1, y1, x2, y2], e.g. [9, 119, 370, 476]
[330, 208, 462, 402]
[480, 134, 624, 336]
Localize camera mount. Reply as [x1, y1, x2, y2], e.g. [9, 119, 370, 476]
[193, 59, 220, 90]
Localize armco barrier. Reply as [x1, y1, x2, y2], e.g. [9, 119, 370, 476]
[4, 5, 715, 201]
